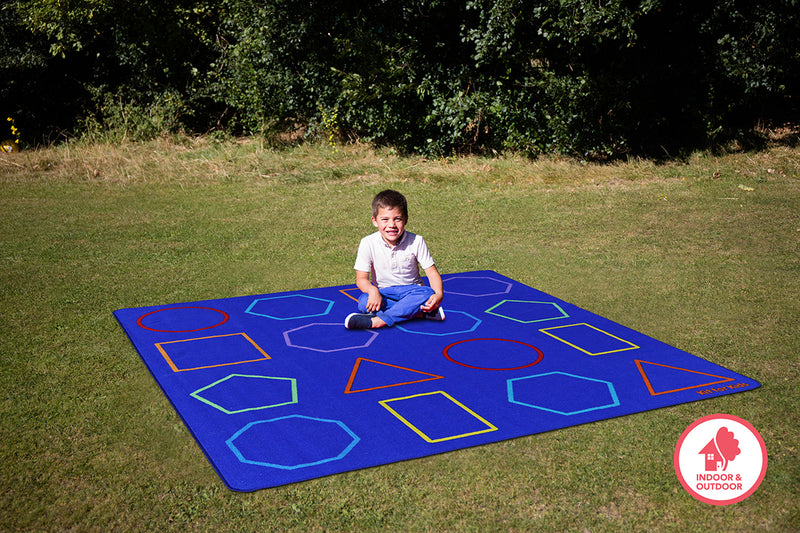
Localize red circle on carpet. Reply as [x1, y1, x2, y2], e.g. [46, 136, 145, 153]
[136, 306, 230, 332]
[442, 338, 544, 370]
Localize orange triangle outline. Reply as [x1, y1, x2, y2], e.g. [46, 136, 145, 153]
[339, 288, 361, 302]
[635, 359, 735, 396]
[344, 357, 444, 394]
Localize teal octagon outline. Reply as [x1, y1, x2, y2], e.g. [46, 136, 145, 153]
[245, 294, 334, 320]
[507, 372, 619, 415]
[226, 415, 360, 470]
[485, 300, 568, 323]
[190, 374, 298, 414]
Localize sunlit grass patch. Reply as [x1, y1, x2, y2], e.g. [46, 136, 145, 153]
[1, 138, 798, 531]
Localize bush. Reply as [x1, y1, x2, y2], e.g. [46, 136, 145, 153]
[80, 89, 188, 144]
[5, 0, 799, 156]
[212, 0, 797, 157]
[3, 0, 220, 143]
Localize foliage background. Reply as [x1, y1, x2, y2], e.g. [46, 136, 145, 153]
[2, 0, 799, 156]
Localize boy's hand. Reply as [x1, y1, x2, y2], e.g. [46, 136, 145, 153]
[365, 287, 383, 313]
[356, 270, 382, 312]
[421, 265, 444, 313]
[420, 291, 443, 313]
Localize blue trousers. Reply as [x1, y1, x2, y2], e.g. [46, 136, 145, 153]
[357, 284, 434, 327]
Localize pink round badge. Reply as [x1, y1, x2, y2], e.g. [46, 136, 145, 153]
[674, 413, 767, 505]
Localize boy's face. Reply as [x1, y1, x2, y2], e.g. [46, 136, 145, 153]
[372, 206, 407, 246]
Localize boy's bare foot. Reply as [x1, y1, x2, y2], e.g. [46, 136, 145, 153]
[371, 316, 387, 328]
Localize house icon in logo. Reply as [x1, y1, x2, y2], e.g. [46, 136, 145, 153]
[700, 439, 724, 471]
[676, 415, 768, 505]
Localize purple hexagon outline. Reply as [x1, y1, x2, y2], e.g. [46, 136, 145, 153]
[442, 276, 513, 297]
[283, 322, 378, 353]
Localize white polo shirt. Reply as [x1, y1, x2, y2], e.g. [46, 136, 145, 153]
[354, 230, 435, 288]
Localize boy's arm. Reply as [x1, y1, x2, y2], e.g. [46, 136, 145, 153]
[355, 270, 382, 312]
[421, 265, 444, 312]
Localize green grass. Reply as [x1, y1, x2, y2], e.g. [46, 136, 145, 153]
[1, 139, 799, 531]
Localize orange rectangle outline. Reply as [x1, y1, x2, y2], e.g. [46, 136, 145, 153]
[155, 332, 270, 372]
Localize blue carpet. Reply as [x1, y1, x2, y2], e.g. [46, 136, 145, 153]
[114, 270, 759, 491]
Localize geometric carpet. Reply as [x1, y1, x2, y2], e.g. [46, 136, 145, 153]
[114, 270, 760, 491]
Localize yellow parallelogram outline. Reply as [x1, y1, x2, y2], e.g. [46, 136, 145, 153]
[539, 323, 639, 356]
[379, 391, 497, 443]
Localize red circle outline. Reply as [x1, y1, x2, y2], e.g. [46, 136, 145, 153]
[674, 413, 768, 505]
[136, 306, 230, 333]
[442, 338, 544, 370]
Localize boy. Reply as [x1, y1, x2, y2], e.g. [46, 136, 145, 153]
[345, 189, 444, 329]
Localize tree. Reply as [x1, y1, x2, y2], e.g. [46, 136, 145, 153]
[715, 427, 741, 471]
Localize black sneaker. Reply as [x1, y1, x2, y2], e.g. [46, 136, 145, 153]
[345, 313, 374, 329]
[424, 307, 445, 321]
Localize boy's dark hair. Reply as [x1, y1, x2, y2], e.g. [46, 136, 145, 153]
[372, 189, 408, 218]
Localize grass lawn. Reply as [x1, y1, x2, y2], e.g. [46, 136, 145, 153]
[1, 139, 799, 531]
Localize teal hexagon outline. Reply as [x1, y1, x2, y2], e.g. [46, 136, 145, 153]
[245, 294, 334, 320]
[507, 372, 619, 415]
